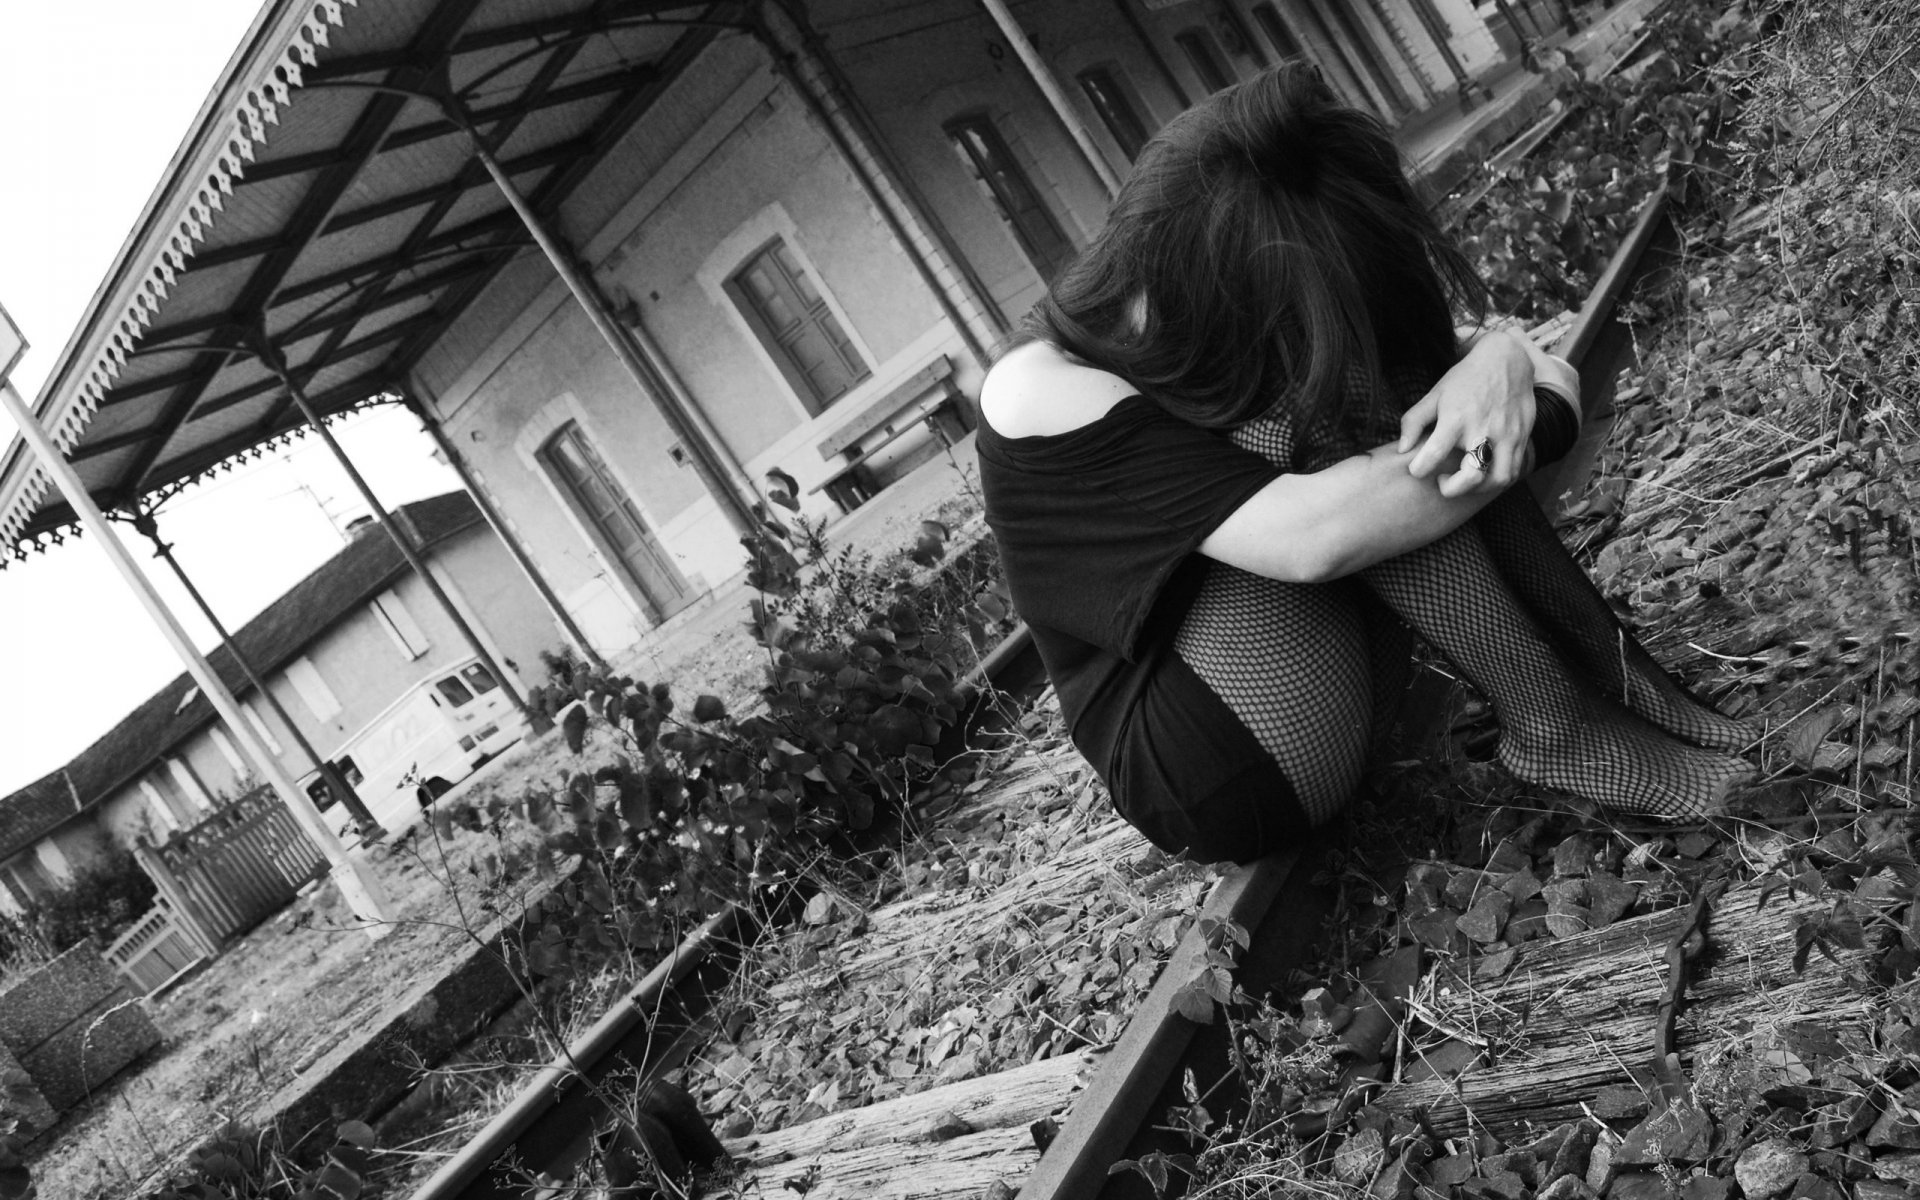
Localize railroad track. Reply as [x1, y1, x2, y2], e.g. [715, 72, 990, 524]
[401, 185, 1682, 1200]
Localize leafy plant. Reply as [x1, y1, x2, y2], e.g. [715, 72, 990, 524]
[1454, 0, 1751, 319]
[476, 505, 1014, 1009]
[0, 849, 156, 963]
[143, 1121, 379, 1200]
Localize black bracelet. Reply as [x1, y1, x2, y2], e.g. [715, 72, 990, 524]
[1529, 387, 1581, 466]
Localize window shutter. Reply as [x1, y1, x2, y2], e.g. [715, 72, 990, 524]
[372, 588, 429, 659]
[286, 656, 342, 721]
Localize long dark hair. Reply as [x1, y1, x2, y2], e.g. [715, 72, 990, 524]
[1028, 63, 1487, 432]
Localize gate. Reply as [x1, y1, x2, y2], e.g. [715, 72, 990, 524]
[103, 899, 210, 996]
[132, 786, 328, 950]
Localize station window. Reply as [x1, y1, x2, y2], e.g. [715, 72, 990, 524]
[540, 421, 691, 617]
[1175, 29, 1234, 94]
[946, 115, 1076, 283]
[1077, 67, 1150, 162]
[726, 238, 869, 413]
[1250, 4, 1307, 61]
[371, 588, 429, 660]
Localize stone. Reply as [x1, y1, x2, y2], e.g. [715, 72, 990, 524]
[924, 1109, 973, 1141]
[1500, 867, 1544, 903]
[1606, 1171, 1673, 1200]
[1812, 1148, 1870, 1180]
[1458, 891, 1514, 944]
[1547, 1122, 1601, 1184]
[1617, 1103, 1714, 1165]
[1587, 874, 1641, 925]
[1429, 1152, 1476, 1187]
[1875, 1153, 1920, 1186]
[1335, 1128, 1388, 1185]
[1462, 1169, 1528, 1200]
[1518, 1122, 1578, 1163]
[1403, 1038, 1481, 1084]
[1680, 1178, 1733, 1200]
[1869, 1088, 1920, 1149]
[1409, 907, 1468, 955]
[1372, 1147, 1425, 1200]
[1587, 1139, 1621, 1193]
[1854, 1182, 1917, 1200]
[1508, 898, 1553, 942]
[1735, 1139, 1809, 1200]
[1788, 1173, 1844, 1200]
[1479, 1151, 1539, 1188]
[1552, 833, 1599, 877]
[1594, 1084, 1652, 1121]
[0, 1044, 56, 1135]
[1538, 1176, 1599, 1200]
[0, 944, 162, 1113]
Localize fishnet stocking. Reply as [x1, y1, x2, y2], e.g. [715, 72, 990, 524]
[1472, 489, 1754, 752]
[1174, 366, 1752, 821]
[1355, 524, 1752, 817]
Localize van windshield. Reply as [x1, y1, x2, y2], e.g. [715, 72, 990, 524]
[460, 663, 500, 694]
[435, 677, 476, 707]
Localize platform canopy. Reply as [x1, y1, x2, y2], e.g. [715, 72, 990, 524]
[0, 0, 746, 562]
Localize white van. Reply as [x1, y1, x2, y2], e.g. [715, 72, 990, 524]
[305, 658, 525, 840]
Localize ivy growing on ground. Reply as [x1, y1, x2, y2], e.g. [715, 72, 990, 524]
[479, 498, 1014, 989]
[1453, 0, 1753, 319]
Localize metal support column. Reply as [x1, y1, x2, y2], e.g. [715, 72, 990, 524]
[753, 3, 1003, 369]
[402, 393, 608, 674]
[125, 504, 386, 840]
[767, 0, 1010, 349]
[1490, 0, 1544, 69]
[447, 99, 759, 540]
[978, 0, 1125, 197]
[0, 374, 395, 938]
[1358, 0, 1440, 107]
[1408, 0, 1494, 106]
[1111, 0, 1192, 111]
[254, 341, 544, 735]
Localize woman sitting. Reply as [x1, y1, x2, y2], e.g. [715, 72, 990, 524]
[977, 64, 1753, 865]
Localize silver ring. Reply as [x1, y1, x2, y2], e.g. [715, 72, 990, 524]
[1469, 438, 1494, 472]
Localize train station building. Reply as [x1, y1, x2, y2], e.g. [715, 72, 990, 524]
[0, 0, 1584, 660]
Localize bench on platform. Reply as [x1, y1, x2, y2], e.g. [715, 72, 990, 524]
[807, 355, 972, 513]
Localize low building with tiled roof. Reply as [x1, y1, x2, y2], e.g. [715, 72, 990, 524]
[0, 490, 567, 914]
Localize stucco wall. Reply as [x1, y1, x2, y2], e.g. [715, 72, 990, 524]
[412, 31, 982, 649]
[76, 524, 561, 857]
[822, 0, 1113, 325]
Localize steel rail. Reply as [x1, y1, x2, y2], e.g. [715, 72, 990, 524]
[403, 616, 1038, 1198]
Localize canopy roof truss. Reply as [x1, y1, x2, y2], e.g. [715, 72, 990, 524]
[1, 0, 750, 560]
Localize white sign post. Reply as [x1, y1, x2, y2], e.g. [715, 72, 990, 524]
[0, 300, 22, 383]
[0, 300, 395, 937]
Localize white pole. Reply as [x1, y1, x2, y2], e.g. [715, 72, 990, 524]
[978, 0, 1125, 197]
[0, 359, 396, 938]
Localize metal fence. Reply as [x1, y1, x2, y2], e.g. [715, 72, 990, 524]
[132, 786, 327, 952]
[102, 899, 209, 996]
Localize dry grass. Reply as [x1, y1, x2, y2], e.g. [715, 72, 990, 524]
[27, 810, 548, 1200]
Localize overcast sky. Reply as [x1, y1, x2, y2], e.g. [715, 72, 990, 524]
[0, 2, 461, 795]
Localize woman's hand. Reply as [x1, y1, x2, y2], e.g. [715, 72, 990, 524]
[1397, 328, 1536, 498]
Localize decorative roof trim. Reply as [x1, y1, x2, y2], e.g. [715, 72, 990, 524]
[0, 0, 360, 555]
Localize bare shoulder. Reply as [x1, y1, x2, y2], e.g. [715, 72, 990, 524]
[980, 341, 1137, 438]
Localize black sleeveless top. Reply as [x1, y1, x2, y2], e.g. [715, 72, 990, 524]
[977, 397, 1295, 854]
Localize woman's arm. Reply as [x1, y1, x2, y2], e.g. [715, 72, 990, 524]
[1397, 328, 1539, 491]
[1199, 435, 1523, 583]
